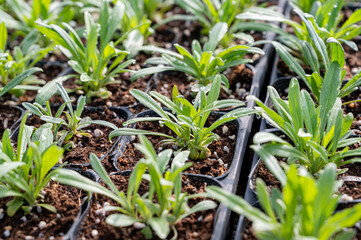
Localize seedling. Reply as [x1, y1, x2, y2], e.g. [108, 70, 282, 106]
[36, 1, 135, 102]
[133, 23, 263, 90]
[23, 83, 117, 150]
[53, 135, 216, 239]
[248, 77, 361, 174]
[109, 76, 257, 160]
[0, 113, 63, 216]
[207, 163, 361, 240]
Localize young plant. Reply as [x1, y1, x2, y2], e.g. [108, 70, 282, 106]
[133, 23, 263, 90]
[0, 0, 80, 38]
[109, 76, 257, 160]
[170, 0, 258, 46]
[0, 113, 64, 216]
[36, 1, 135, 102]
[272, 38, 361, 104]
[207, 163, 361, 240]
[237, 2, 361, 51]
[248, 76, 361, 174]
[0, 22, 49, 97]
[23, 83, 117, 150]
[53, 135, 216, 239]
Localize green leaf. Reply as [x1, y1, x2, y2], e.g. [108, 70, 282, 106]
[0, 22, 7, 51]
[52, 168, 119, 201]
[180, 200, 216, 219]
[37, 203, 57, 213]
[130, 66, 175, 82]
[39, 146, 63, 181]
[271, 41, 310, 90]
[89, 153, 120, 195]
[148, 216, 170, 239]
[35, 75, 72, 105]
[327, 38, 345, 69]
[130, 89, 169, 119]
[301, 41, 319, 73]
[203, 22, 228, 51]
[109, 128, 172, 140]
[295, 9, 329, 70]
[252, 132, 289, 145]
[318, 62, 341, 134]
[206, 186, 270, 223]
[0, 187, 23, 198]
[0, 68, 42, 97]
[6, 199, 24, 217]
[250, 145, 286, 186]
[106, 214, 138, 227]
[256, 179, 277, 221]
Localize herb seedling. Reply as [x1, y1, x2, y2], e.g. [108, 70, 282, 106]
[170, 0, 258, 46]
[207, 163, 361, 240]
[133, 23, 263, 90]
[0, 0, 81, 39]
[36, 0, 135, 102]
[248, 76, 361, 174]
[53, 135, 216, 239]
[24, 83, 117, 150]
[109, 76, 257, 160]
[238, 2, 361, 51]
[0, 113, 64, 216]
[0, 22, 49, 97]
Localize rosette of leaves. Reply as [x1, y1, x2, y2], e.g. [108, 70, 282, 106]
[109, 76, 257, 160]
[0, 113, 64, 216]
[0, 22, 49, 97]
[36, 0, 135, 102]
[23, 83, 117, 150]
[248, 71, 361, 174]
[132, 22, 263, 91]
[53, 135, 216, 239]
[207, 163, 361, 240]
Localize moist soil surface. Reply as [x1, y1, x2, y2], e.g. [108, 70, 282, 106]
[114, 115, 238, 177]
[0, 106, 22, 138]
[26, 107, 126, 171]
[79, 174, 217, 240]
[0, 181, 84, 240]
[54, 64, 253, 115]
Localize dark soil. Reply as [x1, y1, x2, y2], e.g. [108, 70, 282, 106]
[241, 221, 257, 240]
[79, 174, 216, 240]
[114, 116, 238, 177]
[0, 181, 84, 240]
[26, 107, 126, 172]
[0, 105, 22, 138]
[72, 64, 253, 114]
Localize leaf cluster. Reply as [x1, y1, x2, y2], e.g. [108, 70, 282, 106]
[110, 76, 257, 161]
[207, 163, 361, 240]
[0, 113, 64, 216]
[249, 74, 361, 174]
[0, 22, 49, 97]
[133, 22, 263, 89]
[23, 83, 117, 150]
[36, 1, 135, 102]
[53, 135, 216, 239]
